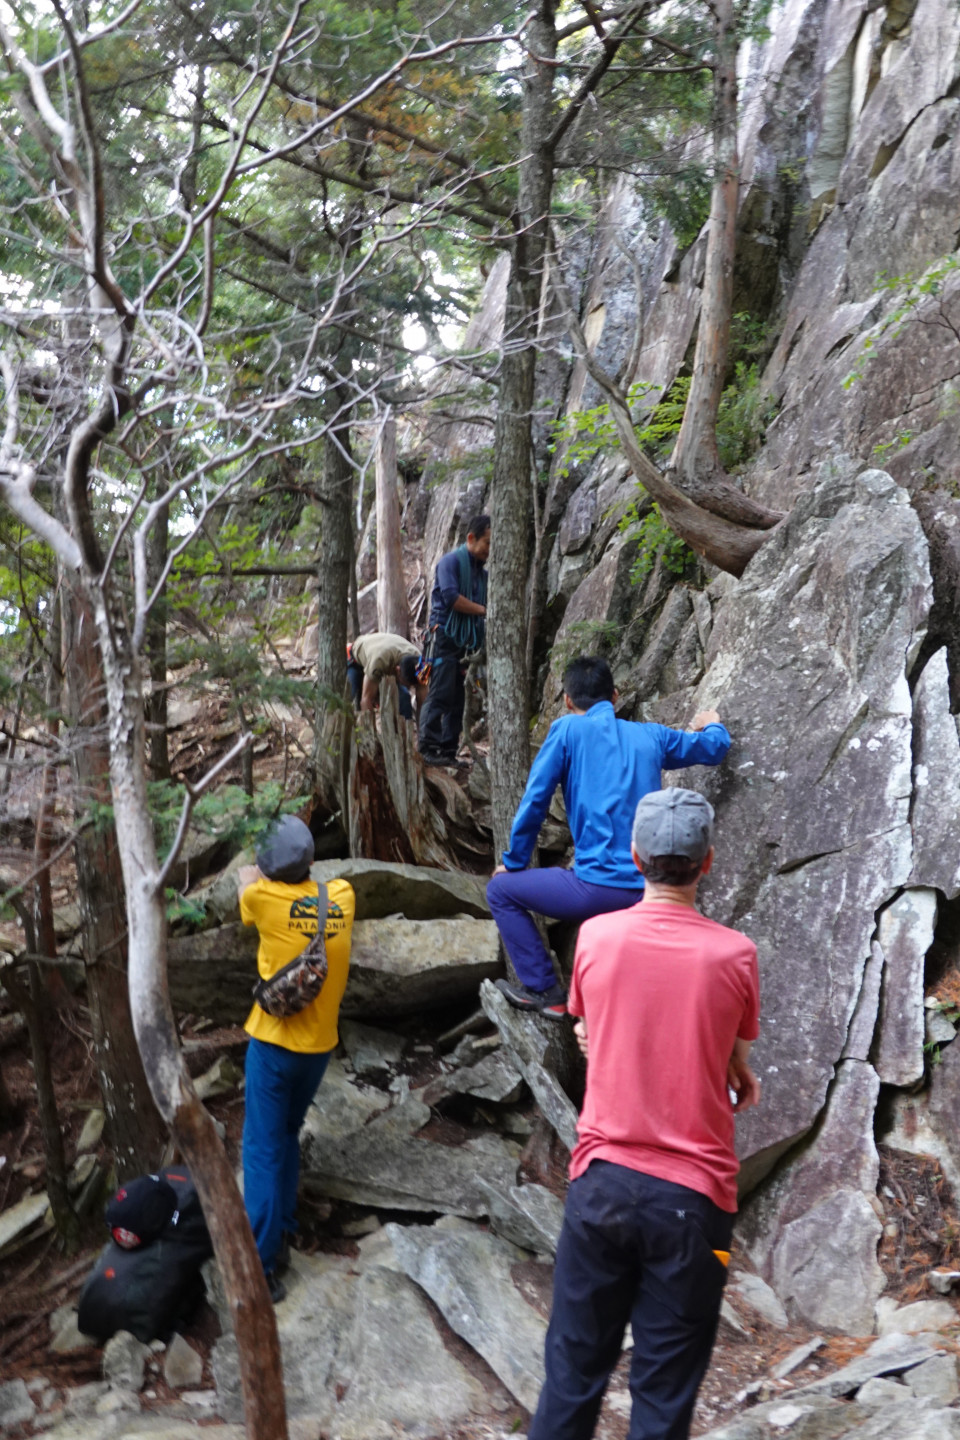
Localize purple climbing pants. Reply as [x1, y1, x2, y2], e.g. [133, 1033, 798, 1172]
[487, 868, 645, 992]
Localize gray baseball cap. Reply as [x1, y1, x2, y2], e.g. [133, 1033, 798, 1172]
[631, 788, 715, 863]
[256, 815, 315, 883]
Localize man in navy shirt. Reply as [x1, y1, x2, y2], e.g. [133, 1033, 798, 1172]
[489, 655, 731, 1016]
[419, 514, 490, 766]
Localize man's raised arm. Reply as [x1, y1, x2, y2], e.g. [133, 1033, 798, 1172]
[498, 725, 566, 873]
[659, 713, 731, 770]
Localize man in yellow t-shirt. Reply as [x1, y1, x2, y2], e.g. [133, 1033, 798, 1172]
[237, 815, 355, 1304]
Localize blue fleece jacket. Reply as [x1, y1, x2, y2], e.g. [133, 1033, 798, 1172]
[501, 701, 731, 888]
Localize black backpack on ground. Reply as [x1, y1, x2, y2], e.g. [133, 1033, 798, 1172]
[77, 1168, 213, 1344]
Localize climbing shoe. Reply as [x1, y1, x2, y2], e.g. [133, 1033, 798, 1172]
[266, 1270, 287, 1305]
[276, 1231, 293, 1273]
[495, 978, 568, 1020]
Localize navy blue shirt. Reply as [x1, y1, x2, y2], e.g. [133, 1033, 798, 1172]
[501, 702, 731, 888]
[428, 548, 487, 629]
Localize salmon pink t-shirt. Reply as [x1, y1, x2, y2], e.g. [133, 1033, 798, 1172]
[568, 899, 760, 1212]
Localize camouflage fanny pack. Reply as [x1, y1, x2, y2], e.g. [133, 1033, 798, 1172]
[252, 883, 329, 1019]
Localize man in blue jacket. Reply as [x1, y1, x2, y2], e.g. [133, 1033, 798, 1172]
[488, 655, 731, 1017]
[419, 514, 490, 766]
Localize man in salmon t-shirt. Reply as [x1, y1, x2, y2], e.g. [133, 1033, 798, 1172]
[528, 788, 761, 1440]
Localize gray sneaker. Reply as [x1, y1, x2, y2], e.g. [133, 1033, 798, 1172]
[495, 977, 568, 1020]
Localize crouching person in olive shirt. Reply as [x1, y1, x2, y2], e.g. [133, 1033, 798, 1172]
[529, 789, 760, 1440]
[237, 815, 355, 1305]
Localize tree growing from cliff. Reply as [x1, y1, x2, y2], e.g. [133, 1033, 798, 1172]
[550, 0, 784, 577]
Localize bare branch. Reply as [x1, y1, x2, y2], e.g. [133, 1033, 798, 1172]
[154, 732, 254, 894]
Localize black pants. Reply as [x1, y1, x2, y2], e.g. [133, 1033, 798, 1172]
[418, 633, 466, 756]
[347, 659, 413, 720]
[529, 1161, 732, 1440]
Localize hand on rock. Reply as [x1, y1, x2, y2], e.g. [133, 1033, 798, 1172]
[727, 1052, 761, 1110]
[691, 709, 721, 730]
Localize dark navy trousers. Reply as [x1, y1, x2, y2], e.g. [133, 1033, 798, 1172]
[418, 632, 466, 756]
[487, 867, 644, 991]
[242, 1037, 331, 1276]
[530, 1161, 732, 1440]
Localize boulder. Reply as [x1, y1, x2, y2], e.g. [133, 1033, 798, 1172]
[771, 1188, 884, 1336]
[162, 1333, 204, 1391]
[479, 980, 579, 1152]
[874, 889, 938, 1087]
[907, 1355, 960, 1405]
[342, 916, 501, 1017]
[421, 1050, 524, 1106]
[339, 1020, 405, 1076]
[692, 1392, 865, 1439]
[310, 857, 490, 920]
[302, 1082, 521, 1218]
[794, 1331, 942, 1398]
[875, 1298, 957, 1336]
[187, 856, 491, 934]
[387, 1217, 548, 1412]
[506, 1183, 566, 1256]
[728, 1274, 789, 1330]
[102, 1330, 149, 1392]
[740, 1059, 884, 1333]
[212, 1251, 490, 1433]
[168, 914, 501, 1025]
[687, 468, 931, 1185]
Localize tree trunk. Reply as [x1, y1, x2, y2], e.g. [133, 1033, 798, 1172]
[375, 415, 408, 638]
[145, 494, 171, 782]
[33, 591, 67, 1006]
[0, 901, 79, 1249]
[549, 252, 780, 578]
[62, 578, 169, 1179]
[316, 414, 354, 702]
[488, 0, 557, 857]
[96, 606, 288, 1440]
[667, 0, 781, 533]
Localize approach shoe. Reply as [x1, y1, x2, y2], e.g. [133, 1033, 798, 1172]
[266, 1270, 287, 1305]
[495, 977, 568, 1020]
[422, 749, 457, 767]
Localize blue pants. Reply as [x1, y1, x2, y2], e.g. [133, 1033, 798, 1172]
[487, 868, 644, 991]
[530, 1161, 732, 1440]
[242, 1038, 331, 1275]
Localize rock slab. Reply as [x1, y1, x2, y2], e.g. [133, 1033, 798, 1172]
[387, 1218, 548, 1412]
[480, 980, 579, 1152]
[212, 1251, 489, 1434]
[689, 469, 930, 1186]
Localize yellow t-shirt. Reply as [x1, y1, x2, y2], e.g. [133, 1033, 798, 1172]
[241, 876, 355, 1053]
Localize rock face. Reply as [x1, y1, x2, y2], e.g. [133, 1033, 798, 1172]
[740, 1059, 884, 1333]
[212, 1251, 491, 1433]
[302, 1071, 521, 1217]
[874, 889, 937, 1088]
[687, 467, 931, 1182]
[388, 1218, 549, 1412]
[479, 980, 579, 1152]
